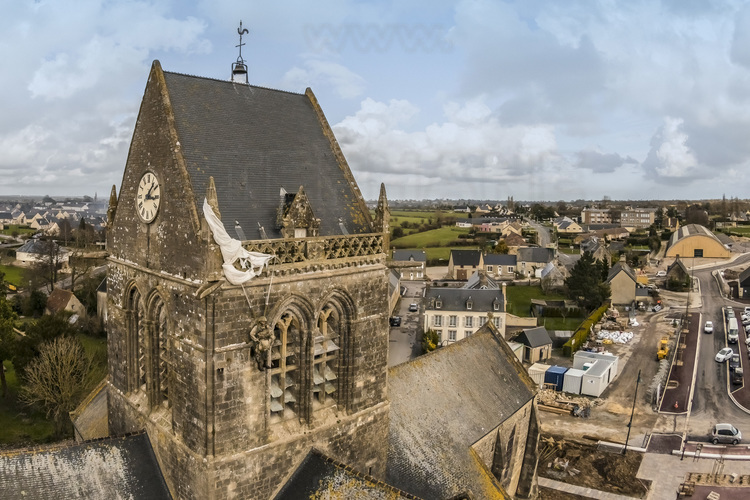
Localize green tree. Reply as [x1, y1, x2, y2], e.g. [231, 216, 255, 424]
[0, 272, 18, 398]
[493, 240, 510, 254]
[565, 251, 611, 311]
[422, 329, 439, 352]
[19, 336, 92, 437]
[13, 314, 78, 378]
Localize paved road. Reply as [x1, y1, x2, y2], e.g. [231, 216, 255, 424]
[688, 253, 750, 438]
[525, 218, 552, 247]
[388, 281, 425, 367]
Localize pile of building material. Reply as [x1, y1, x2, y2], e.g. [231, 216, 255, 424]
[596, 329, 634, 344]
[538, 388, 592, 417]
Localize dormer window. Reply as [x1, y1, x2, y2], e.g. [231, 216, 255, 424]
[466, 297, 473, 310]
[493, 298, 501, 311]
[436, 296, 442, 309]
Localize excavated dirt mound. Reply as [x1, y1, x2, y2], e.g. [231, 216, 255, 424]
[538, 435, 650, 498]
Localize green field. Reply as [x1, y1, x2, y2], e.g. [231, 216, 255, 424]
[722, 226, 750, 236]
[0, 225, 35, 236]
[0, 264, 25, 287]
[391, 226, 471, 248]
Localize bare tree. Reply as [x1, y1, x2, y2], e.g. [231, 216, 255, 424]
[19, 336, 92, 437]
[29, 239, 65, 293]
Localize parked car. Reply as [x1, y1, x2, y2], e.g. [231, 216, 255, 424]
[704, 321, 714, 334]
[730, 353, 741, 372]
[744, 306, 750, 316]
[408, 303, 418, 312]
[712, 423, 742, 445]
[656, 270, 667, 277]
[742, 315, 750, 326]
[726, 307, 736, 319]
[389, 316, 402, 327]
[716, 347, 734, 362]
[732, 369, 744, 385]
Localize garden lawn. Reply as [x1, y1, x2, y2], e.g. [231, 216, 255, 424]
[0, 333, 108, 447]
[0, 264, 25, 287]
[505, 286, 567, 317]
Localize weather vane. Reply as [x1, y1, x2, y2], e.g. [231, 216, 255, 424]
[232, 21, 250, 83]
[236, 21, 249, 65]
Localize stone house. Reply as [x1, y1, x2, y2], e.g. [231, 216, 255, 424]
[424, 285, 507, 342]
[448, 249, 484, 280]
[516, 247, 555, 278]
[484, 253, 517, 280]
[390, 249, 426, 280]
[15, 239, 70, 268]
[45, 288, 85, 317]
[666, 256, 690, 291]
[515, 326, 552, 364]
[607, 259, 637, 306]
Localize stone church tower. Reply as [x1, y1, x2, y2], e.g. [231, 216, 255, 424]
[106, 60, 390, 499]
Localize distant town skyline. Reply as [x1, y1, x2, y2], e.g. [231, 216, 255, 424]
[4, 1, 750, 202]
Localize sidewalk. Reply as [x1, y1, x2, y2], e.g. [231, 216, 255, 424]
[539, 477, 640, 500]
[638, 451, 750, 499]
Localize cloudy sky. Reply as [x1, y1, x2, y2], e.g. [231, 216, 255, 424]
[3, 0, 750, 202]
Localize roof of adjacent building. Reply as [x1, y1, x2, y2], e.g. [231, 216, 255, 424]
[274, 448, 420, 499]
[607, 261, 636, 283]
[666, 224, 725, 253]
[739, 266, 750, 286]
[160, 66, 372, 239]
[668, 257, 689, 276]
[424, 287, 504, 312]
[464, 270, 500, 289]
[516, 326, 552, 348]
[450, 249, 482, 266]
[45, 288, 79, 315]
[484, 253, 517, 266]
[386, 325, 534, 499]
[517, 246, 554, 264]
[392, 249, 426, 262]
[0, 432, 171, 499]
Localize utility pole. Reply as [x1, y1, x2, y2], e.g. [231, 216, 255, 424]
[623, 369, 642, 455]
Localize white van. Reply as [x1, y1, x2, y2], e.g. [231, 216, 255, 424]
[728, 317, 739, 344]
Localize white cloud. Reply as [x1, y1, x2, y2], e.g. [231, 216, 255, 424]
[282, 59, 366, 98]
[335, 97, 559, 198]
[642, 117, 699, 179]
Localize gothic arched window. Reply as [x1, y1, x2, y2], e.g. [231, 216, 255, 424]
[269, 313, 300, 420]
[313, 305, 340, 409]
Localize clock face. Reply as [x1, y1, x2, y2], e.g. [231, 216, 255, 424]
[136, 172, 161, 223]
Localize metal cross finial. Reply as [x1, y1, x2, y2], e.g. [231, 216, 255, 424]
[236, 21, 249, 63]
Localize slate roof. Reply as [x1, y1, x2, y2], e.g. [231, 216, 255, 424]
[668, 257, 689, 276]
[517, 247, 554, 264]
[450, 249, 482, 266]
[607, 261, 636, 283]
[484, 253, 517, 266]
[161, 67, 372, 240]
[425, 287, 504, 312]
[0, 432, 171, 499]
[716, 232, 734, 246]
[739, 267, 750, 287]
[516, 326, 552, 348]
[274, 448, 419, 499]
[386, 326, 534, 499]
[464, 270, 500, 289]
[45, 288, 77, 315]
[392, 249, 426, 262]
